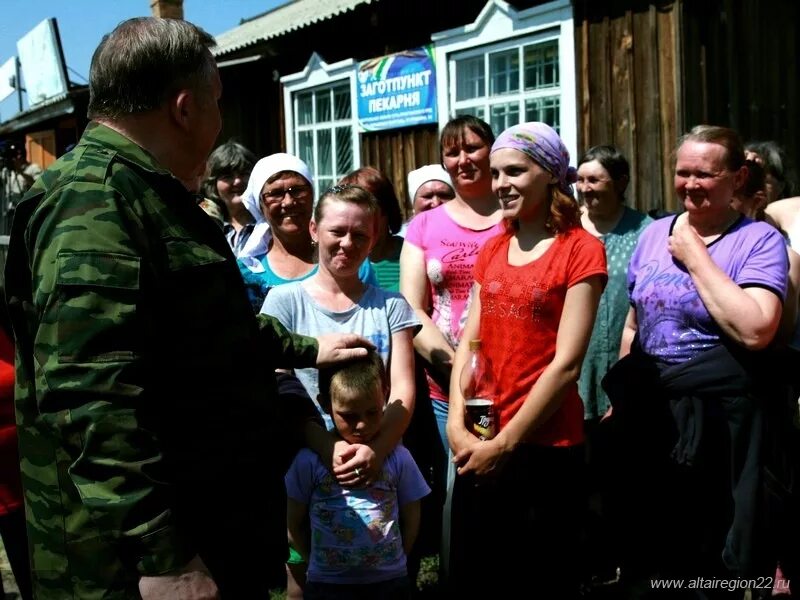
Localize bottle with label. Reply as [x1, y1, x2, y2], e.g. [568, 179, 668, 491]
[459, 339, 496, 440]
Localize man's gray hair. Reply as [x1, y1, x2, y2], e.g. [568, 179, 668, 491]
[87, 17, 216, 120]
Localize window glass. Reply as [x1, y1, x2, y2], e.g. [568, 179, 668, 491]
[455, 106, 485, 121]
[455, 56, 485, 101]
[316, 90, 332, 122]
[317, 129, 333, 178]
[490, 102, 520, 134]
[298, 131, 314, 168]
[292, 81, 356, 189]
[489, 49, 519, 96]
[525, 96, 560, 132]
[336, 126, 353, 175]
[333, 85, 351, 119]
[297, 92, 313, 126]
[451, 38, 561, 136]
[524, 41, 559, 90]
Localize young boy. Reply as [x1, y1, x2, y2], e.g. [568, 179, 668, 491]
[285, 351, 430, 599]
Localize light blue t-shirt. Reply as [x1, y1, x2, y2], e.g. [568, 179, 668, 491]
[238, 254, 377, 313]
[285, 445, 430, 584]
[261, 282, 420, 426]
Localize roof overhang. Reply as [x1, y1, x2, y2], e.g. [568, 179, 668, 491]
[0, 86, 88, 135]
[212, 0, 376, 58]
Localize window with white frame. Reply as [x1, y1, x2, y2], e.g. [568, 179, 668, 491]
[451, 35, 561, 134]
[293, 82, 354, 192]
[282, 54, 360, 193]
[433, 0, 577, 160]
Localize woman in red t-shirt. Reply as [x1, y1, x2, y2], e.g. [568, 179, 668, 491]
[446, 122, 607, 598]
[0, 295, 32, 599]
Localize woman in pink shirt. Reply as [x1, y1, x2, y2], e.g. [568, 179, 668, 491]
[399, 117, 503, 581]
[400, 116, 503, 460]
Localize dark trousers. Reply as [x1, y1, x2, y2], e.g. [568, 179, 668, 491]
[448, 444, 585, 598]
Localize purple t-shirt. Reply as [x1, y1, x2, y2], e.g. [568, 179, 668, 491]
[628, 215, 788, 363]
[285, 445, 430, 584]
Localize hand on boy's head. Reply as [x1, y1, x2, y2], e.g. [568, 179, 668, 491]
[316, 333, 374, 367]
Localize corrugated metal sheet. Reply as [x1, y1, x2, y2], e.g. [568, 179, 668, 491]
[212, 0, 375, 57]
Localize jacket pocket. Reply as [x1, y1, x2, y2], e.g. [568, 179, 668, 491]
[54, 252, 141, 364]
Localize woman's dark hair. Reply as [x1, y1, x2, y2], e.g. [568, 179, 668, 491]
[204, 140, 256, 183]
[201, 140, 257, 218]
[578, 145, 630, 201]
[88, 18, 216, 119]
[741, 159, 766, 198]
[745, 140, 795, 198]
[439, 115, 495, 161]
[314, 184, 379, 225]
[338, 167, 403, 234]
[677, 125, 745, 172]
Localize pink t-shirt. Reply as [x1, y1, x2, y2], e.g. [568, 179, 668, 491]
[404, 204, 504, 401]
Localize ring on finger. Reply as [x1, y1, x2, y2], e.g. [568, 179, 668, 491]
[355, 467, 362, 477]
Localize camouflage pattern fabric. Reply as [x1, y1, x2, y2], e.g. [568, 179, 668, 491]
[4, 122, 319, 598]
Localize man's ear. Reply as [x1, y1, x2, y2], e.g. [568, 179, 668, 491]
[169, 89, 193, 132]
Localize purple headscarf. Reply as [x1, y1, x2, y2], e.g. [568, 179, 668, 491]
[490, 122, 577, 196]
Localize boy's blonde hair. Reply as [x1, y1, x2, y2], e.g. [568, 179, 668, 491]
[318, 350, 388, 408]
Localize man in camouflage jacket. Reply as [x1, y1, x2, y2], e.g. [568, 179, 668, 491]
[4, 18, 367, 599]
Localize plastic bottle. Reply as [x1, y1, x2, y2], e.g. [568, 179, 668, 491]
[459, 339, 496, 440]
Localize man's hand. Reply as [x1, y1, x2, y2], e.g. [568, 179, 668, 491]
[316, 333, 374, 367]
[139, 555, 220, 600]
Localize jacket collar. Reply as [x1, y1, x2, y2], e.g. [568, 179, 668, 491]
[79, 121, 173, 177]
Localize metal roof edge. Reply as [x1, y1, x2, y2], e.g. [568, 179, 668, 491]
[212, 0, 375, 58]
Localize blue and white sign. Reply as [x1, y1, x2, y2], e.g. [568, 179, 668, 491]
[357, 46, 437, 132]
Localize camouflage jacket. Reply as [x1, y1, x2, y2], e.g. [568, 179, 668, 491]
[4, 123, 319, 598]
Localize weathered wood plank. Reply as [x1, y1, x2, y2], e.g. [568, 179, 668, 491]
[657, 1, 679, 212]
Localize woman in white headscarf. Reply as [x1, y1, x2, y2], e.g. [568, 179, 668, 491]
[407, 164, 455, 215]
[237, 153, 376, 312]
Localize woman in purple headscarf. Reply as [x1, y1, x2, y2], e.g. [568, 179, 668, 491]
[446, 122, 607, 598]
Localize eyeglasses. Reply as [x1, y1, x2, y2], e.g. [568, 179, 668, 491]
[261, 185, 312, 203]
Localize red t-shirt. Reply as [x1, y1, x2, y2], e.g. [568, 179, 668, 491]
[474, 227, 607, 446]
[0, 327, 22, 514]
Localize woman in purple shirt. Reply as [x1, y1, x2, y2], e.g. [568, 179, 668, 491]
[607, 126, 788, 591]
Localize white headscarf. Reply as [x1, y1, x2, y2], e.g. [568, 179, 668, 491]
[239, 153, 314, 258]
[407, 164, 454, 202]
